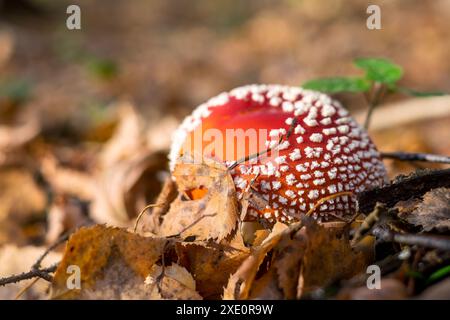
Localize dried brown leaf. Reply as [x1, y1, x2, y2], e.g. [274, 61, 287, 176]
[51, 225, 167, 299]
[176, 241, 249, 299]
[296, 219, 368, 298]
[223, 222, 289, 300]
[404, 188, 450, 232]
[145, 263, 202, 300]
[158, 159, 239, 241]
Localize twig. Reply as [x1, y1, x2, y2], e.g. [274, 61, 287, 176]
[381, 152, 450, 164]
[0, 264, 58, 287]
[32, 233, 69, 271]
[0, 232, 69, 288]
[358, 168, 450, 214]
[133, 203, 165, 232]
[351, 202, 387, 245]
[227, 117, 298, 171]
[372, 227, 450, 251]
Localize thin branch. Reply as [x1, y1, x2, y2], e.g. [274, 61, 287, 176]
[381, 151, 450, 164]
[227, 117, 298, 171]
[0, 232, 69, 288]
[351, 202, 386, 246]
[357, 168, 450, 214]
[32, 233, 69, 271]
[372, 227, 450, 251]
[0, 264, 58, 287]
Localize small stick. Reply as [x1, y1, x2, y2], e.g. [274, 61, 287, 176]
[228, 118, 298, 171]
[351, 202, 387, 246]
[372, 227, 450, 251]
[133, 203, 165, 232]
[0, 264, 58, 287]
[381, 151, 450, 164]
[32, 233, 69, 271]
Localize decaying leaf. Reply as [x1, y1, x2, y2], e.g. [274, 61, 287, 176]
[223, 222, 289, 300]
[404, 188, 450, 232]
[91, 151, 167, 227]
[40, 156, 96, 201]
[145, 263, 202, 300]
[158, 158, 239, 241]
[176, 240, 249, 299]
[296, 219, 368, 298]
[51, 225, 168, 299]
[224, 218, 369, 300]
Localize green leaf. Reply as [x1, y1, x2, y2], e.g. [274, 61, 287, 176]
[398, 86, 447, 97]
[426, 265, 450, 285]
[354, 58, 403, 84]
[302, 77, 371, 93]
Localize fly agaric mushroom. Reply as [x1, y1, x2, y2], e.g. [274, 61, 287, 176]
[169, 84, 387, 223]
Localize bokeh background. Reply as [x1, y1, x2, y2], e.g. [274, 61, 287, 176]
[0, 0, 449, 299]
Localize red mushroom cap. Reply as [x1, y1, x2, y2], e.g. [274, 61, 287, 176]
[169, 84, 387, 223]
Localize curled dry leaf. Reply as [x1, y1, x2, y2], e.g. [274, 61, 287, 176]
[91, 151, 167, 227]
[40, 156, 96, 200]
[158, 158, 239, 241]
[145, 263, 202, 300]
[90, 102, 168, 227]
[404, 188, 450, 232]
[51, 225, 168, 299]
[98, 102, 147, 168]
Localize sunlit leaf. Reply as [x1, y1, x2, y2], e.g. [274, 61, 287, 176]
[354, 58, 403, 84]
[302, 77, 370, 93]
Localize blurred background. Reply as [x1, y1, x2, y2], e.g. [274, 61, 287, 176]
[0, 0, 449, 298]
